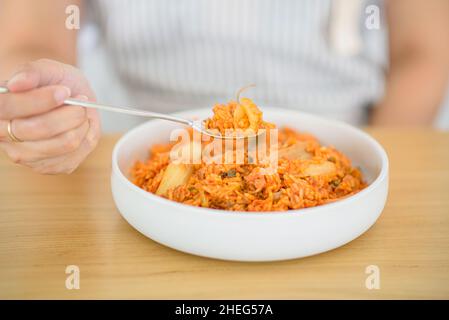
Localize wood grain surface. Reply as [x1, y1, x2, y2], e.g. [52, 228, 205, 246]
[0, 129, 448, 299]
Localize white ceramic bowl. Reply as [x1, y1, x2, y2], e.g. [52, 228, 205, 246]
[111, 108, 389, 262]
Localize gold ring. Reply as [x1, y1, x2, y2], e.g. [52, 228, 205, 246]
[7, 120, 23, 143]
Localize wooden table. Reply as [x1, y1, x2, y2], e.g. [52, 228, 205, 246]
[0, 129, 448, 299]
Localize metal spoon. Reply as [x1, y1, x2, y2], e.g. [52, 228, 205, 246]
[0, 85, 260, 140]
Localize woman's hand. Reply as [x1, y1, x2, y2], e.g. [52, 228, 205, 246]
[0, 59, 101, 174]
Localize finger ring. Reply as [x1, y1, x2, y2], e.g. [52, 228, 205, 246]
[7, 120, 23, 143]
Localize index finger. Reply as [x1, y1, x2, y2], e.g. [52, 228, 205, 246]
[6, 59, 67, 93]
[0, 85, 71, 120]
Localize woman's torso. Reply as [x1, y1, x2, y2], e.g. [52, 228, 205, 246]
[86, 0, 387, 125]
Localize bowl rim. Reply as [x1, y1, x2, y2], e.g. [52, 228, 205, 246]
[111, 107, 389, 217]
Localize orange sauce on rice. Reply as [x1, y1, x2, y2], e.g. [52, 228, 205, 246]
[131, 98, 366, 212]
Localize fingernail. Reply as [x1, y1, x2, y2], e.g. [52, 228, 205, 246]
[54, 87, 71, 104]
[7, 73, 27, 87]
[76, 95, 89, 101]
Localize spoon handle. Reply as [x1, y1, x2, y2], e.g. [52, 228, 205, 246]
[0, 86, 191, 126]
[63, 98, 192, 125]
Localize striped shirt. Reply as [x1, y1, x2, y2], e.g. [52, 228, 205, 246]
[83, 0, 387, 127]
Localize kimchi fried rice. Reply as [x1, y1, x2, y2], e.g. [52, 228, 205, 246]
[131, 98, 366, 212]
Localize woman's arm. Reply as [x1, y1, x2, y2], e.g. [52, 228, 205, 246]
[0, 0, 79, 77]
[371, 0, 449, 126]
[0, 0, 101, 175]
